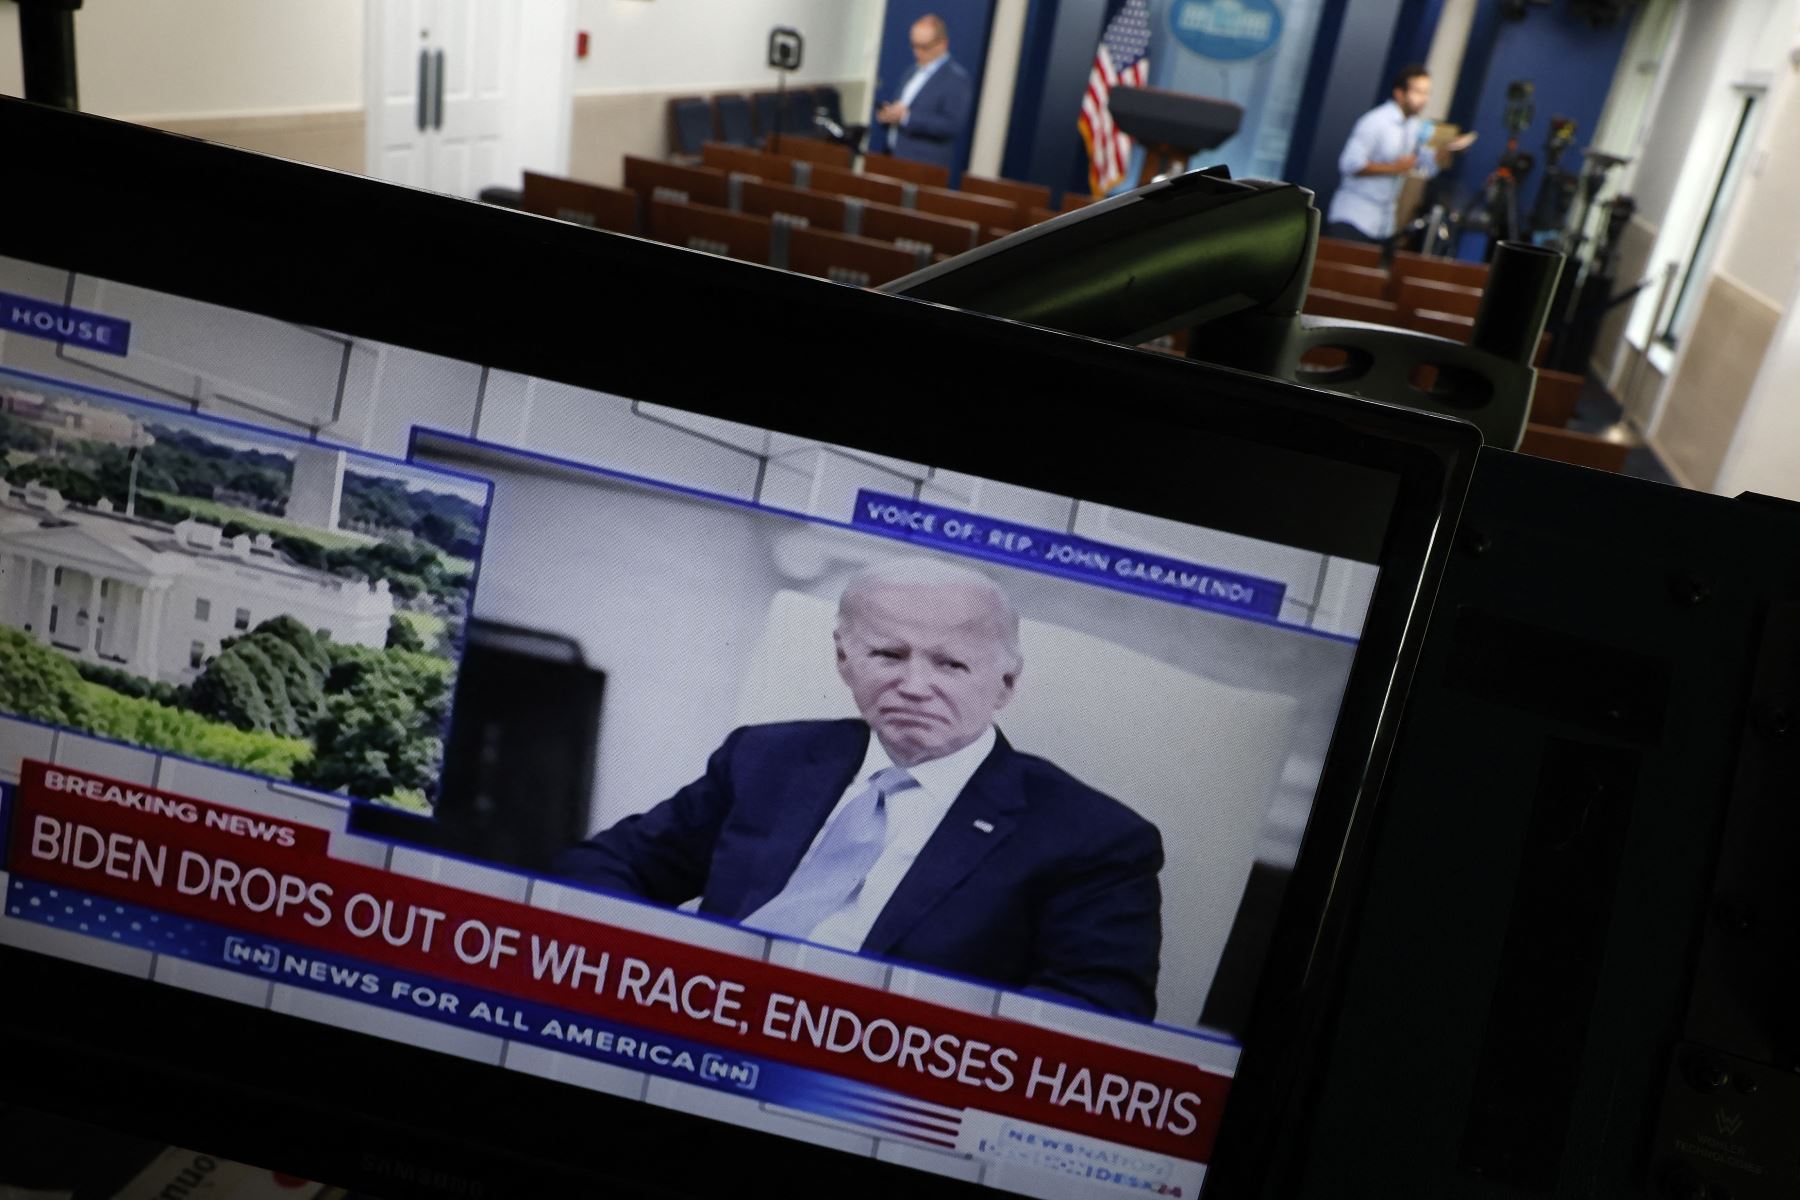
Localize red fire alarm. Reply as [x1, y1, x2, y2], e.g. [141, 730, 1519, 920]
[576, 30, 590, 59]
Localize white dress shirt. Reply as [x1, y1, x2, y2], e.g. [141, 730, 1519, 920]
[800, 725, 997, 951]
[1326, 99, 1440, 239]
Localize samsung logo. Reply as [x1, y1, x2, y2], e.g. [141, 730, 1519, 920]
[358, 1153, 488, 1196]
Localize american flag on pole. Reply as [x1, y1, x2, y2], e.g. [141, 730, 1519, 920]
[1078, 0, 1153, 196]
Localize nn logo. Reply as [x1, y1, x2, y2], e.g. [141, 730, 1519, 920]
[224, 935, 280, 974]
[1715, 1108, 1744, 1137]
[701, 1054, 759, 1090]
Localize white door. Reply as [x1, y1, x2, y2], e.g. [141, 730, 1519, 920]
[365, 0, 520, 198]
[428, 0, 513, 196]
[368, 0, 436, 189]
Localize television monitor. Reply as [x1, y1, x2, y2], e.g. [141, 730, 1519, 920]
[0, 98, 1476, 1198]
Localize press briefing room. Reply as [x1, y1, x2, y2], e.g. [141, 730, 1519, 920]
[0, 1, 1796, 1197]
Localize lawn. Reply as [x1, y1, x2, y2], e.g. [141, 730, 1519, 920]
[146, 491, 378, 549]
[396, 610, 448, 644]
[149, 491, 477, 576]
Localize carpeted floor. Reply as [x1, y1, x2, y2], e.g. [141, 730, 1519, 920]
[1563, 372, 1677, 487]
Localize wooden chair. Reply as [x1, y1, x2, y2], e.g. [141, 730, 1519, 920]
[738, 178, 849, 232]
[1402, 308, 1475, 342]
[960, 174, 1052, 211]
[622, 157, 730, 210]
[1399, 309, 1554, 368]
[763, 134, 852, 168]
[699, 142, 796, 183]
[1392, 249, 1489, 291]
[646, 199, 771, 264]
[862, 151, 950, 190]
[519, 173, 638, 235]
[806, 162, 909, 207]
[1304, 288, 1401, 325]
[1314, 236, 1382, 269]
[785, 226, 919, 287]
[1024, 206, 1059, 227]
[913, 184, 1022, 232]
[1310, 261, 1391, 300]
[1397, 277, 1484, 320]
[1060, 192, 1098, 213]
[1531, 369, 1584, 428]
[1518, 424, 1630, 472]
[857, 200, 980, 257]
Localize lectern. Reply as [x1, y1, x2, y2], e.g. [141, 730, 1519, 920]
[1108, 86, 1243, 185]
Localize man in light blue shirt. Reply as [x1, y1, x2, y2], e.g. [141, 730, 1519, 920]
[1326, 66, 1477, 243]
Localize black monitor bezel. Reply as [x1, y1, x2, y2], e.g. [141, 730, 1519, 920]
[0, 98, 1475, 1198]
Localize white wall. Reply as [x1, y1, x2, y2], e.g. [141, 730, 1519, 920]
[969, 0, 1028, 178]
[1717, 277, 1800, 499]
[0, 4, 21, 100]
[509, 0, 577, 177]
[1708, 5, 1800, 308]
[571, 0, 883, 95]
[1422, 0, 1478, 121]
[1620, 0, 1793, 348]
[1708, 4, 1800, 499]
[70, 0, 362, 119]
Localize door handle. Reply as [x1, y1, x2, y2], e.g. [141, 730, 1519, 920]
[433, 49, 446, 130]
[416, 48, 430, 132]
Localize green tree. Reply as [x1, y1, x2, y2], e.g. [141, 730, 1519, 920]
[298, 646, 452, 800]
[0, 412, 52, 453]
[186, 618, 334, 738]
[82, 686, 310, 777]
[0, 628, 98, 727]
[386, 614, 426, 652]
[9, 461, 103, 506]
[229, 640, 300, 736]
[249, 631, 326, 732]
[187, 651, 274, 731]
[253, 614, 331, 675]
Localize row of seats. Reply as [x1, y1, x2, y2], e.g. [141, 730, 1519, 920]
[520, 143, 1095, 287]
[668, 88, 845, 158]
[1304, 238, 1626, 470]
[522, 168, 934, 287]
[521, 161, 1620, 470]
[1306, 237, 1546, 359]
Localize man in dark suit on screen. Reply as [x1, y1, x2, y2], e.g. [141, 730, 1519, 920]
[554, 557, 1164, 1020]
[875, 14, 976, 172]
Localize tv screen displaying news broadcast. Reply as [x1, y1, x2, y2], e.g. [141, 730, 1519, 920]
[0, 252, 1380, 1199]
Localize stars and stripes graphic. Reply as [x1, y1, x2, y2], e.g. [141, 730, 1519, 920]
[1079, 0, 1154, 196]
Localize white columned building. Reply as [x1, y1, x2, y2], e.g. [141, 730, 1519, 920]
[1, 485, 394, 683]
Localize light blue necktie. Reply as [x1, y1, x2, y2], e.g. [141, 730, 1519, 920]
[745, 765, 919, 939]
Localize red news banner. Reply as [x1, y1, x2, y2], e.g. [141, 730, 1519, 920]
[4, 760, 1232, 1162]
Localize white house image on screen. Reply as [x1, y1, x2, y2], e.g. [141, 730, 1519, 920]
[0, 482, 394, 682]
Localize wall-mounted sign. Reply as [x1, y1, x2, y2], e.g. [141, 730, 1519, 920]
[1168, 0, 1284, 63]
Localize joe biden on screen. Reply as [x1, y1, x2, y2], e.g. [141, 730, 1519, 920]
[554, 557, 1164, 1020]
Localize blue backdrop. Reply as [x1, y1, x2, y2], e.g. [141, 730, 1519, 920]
[1446, 1, 1633, 256]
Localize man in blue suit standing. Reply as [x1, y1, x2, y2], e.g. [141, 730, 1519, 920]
[876, 14, 976, 172]
[554, 557, 1165, 1020]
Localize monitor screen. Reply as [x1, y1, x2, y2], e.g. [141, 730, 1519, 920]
[0, 251, 1387, 1198]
